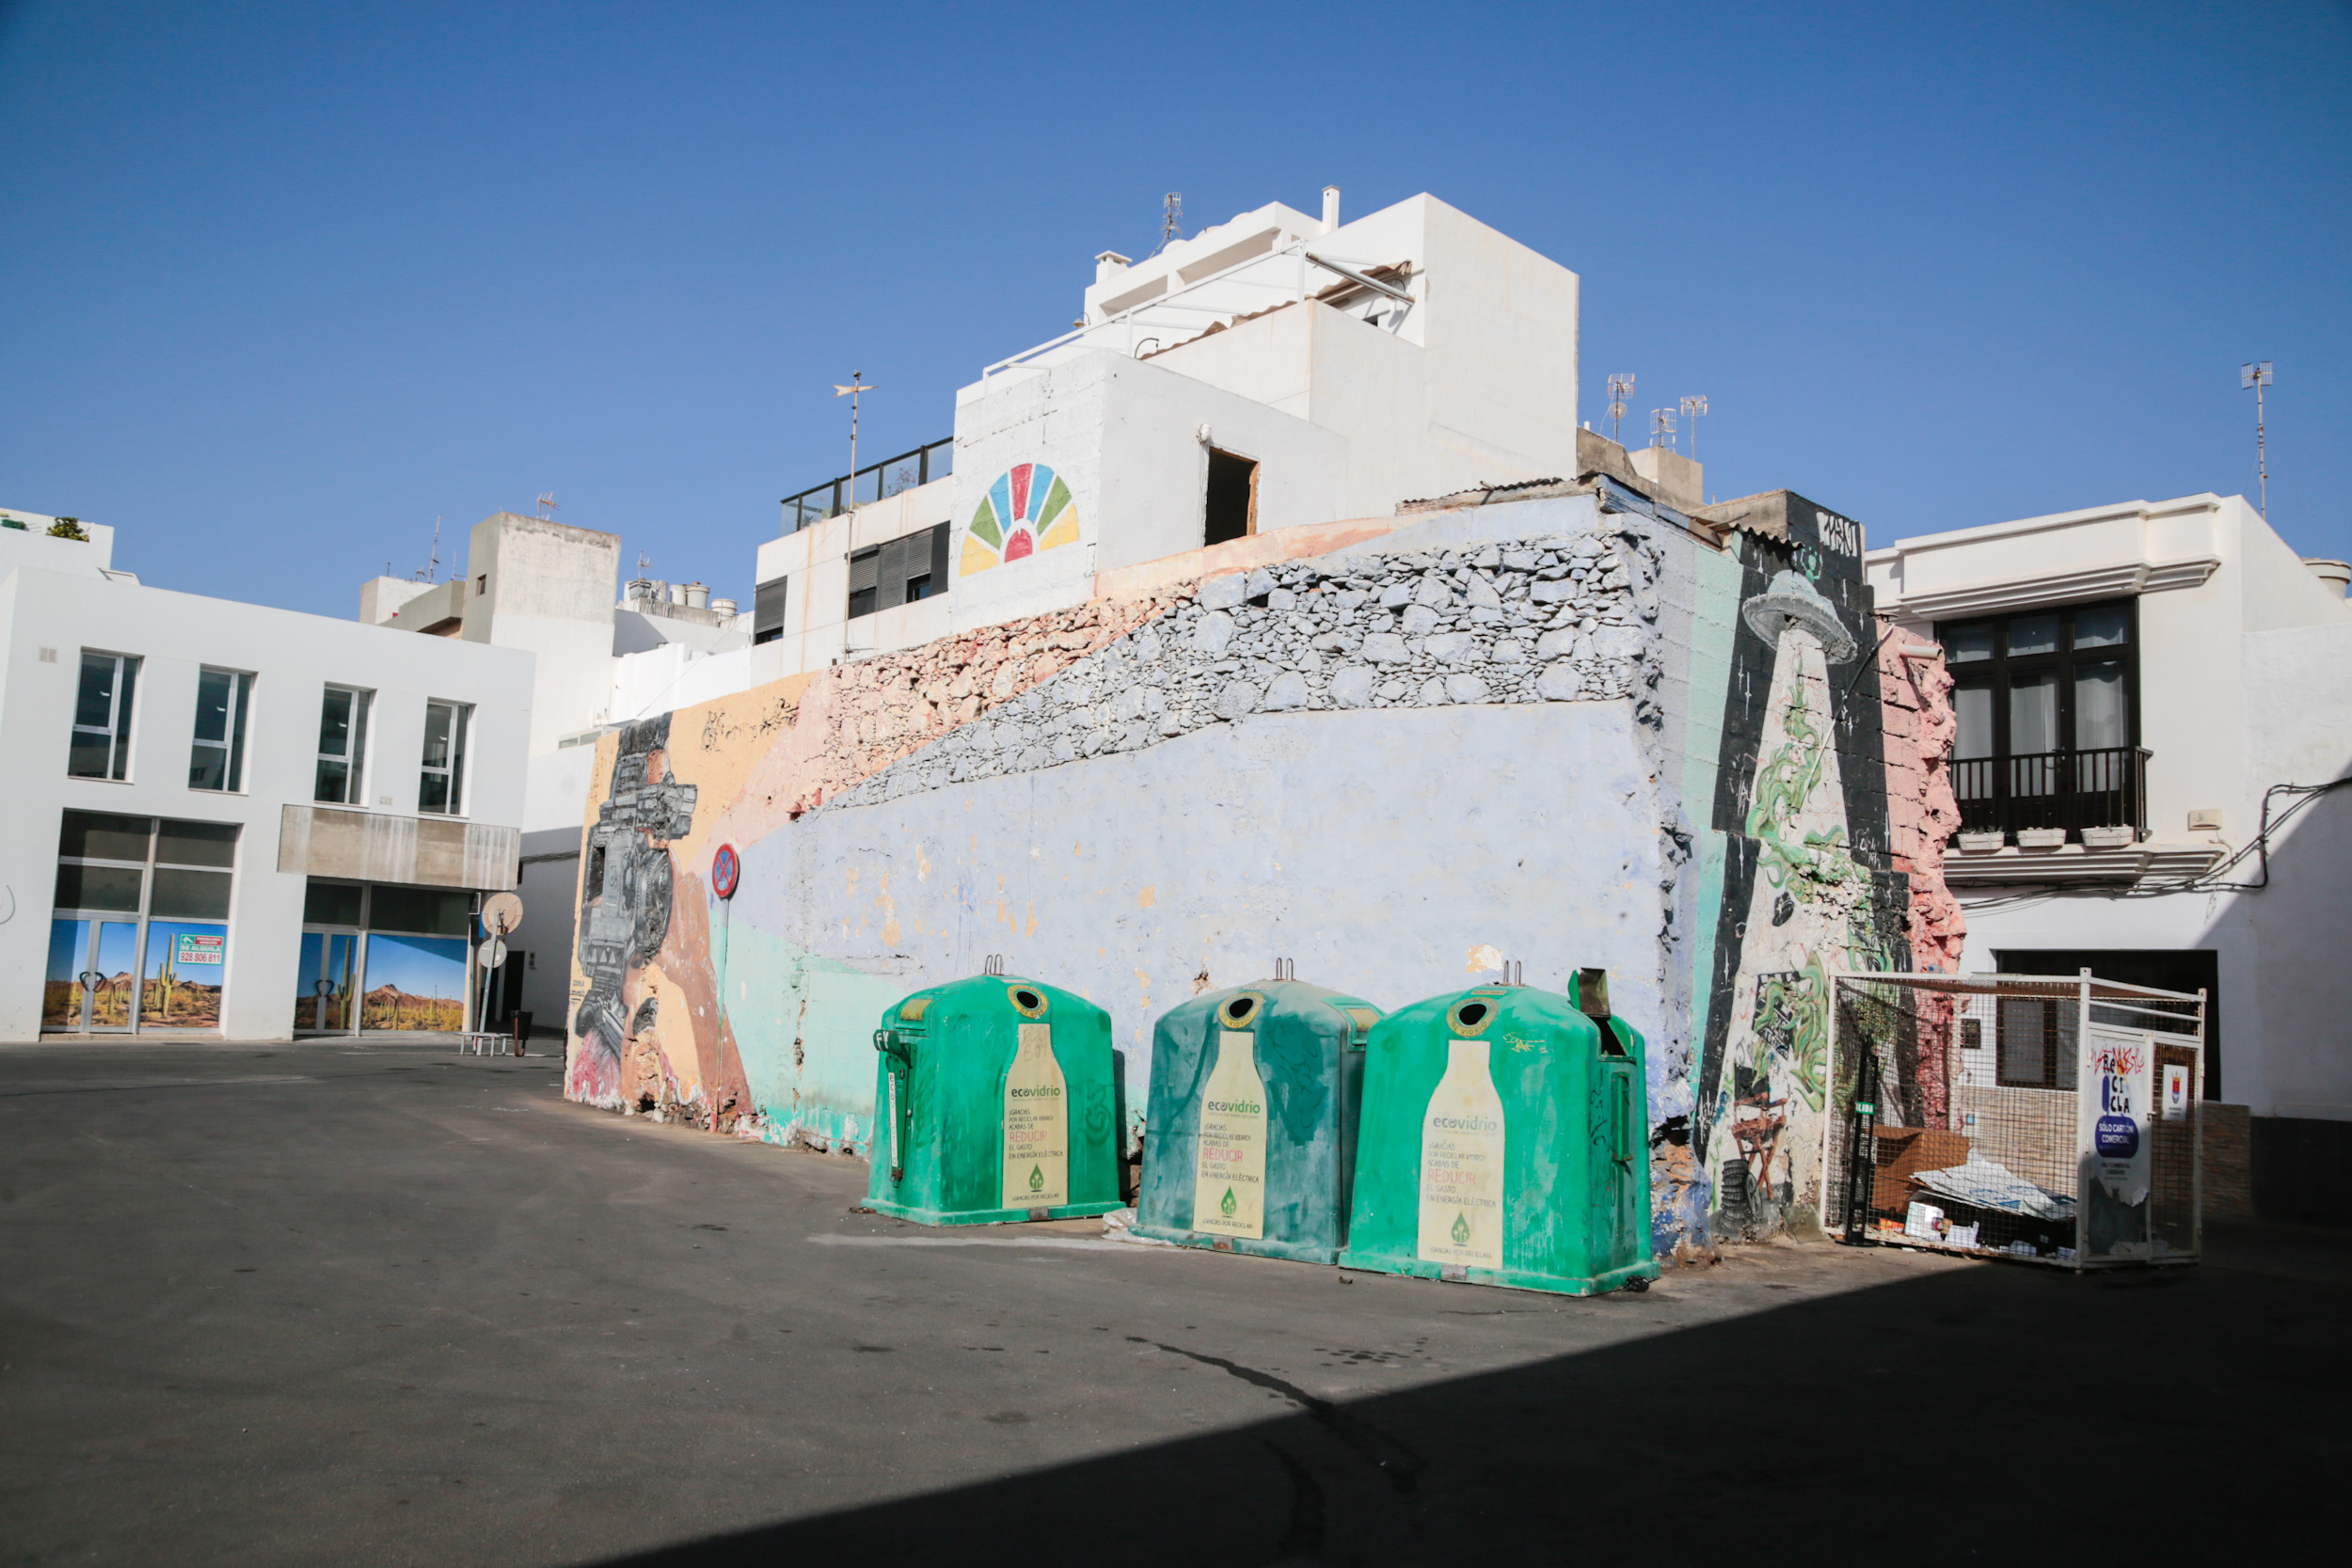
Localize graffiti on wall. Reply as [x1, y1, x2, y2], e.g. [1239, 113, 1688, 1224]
[1698, 499, 1912, 1237]
[570, 715, 699, 1108]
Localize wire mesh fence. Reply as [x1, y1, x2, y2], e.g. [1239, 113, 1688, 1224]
[1826, 972, 2204, 1269]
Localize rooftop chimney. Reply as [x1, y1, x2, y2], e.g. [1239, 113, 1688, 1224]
[1095, 250, 1131, 284]
[1321, 185, 1341, 234]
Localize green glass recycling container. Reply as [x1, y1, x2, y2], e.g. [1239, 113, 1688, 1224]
[866, 972, 1123, 1226]
[1133, 977, 1383, 1263]
[1338, 971, 1657, 1294]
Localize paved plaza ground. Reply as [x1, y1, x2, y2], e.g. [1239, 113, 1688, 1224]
[1, 1038, 2340, 1564]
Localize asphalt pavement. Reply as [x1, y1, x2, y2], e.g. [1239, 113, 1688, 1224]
[0, 1038, 2340, 1565]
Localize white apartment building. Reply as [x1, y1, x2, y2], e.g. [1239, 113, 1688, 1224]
[1867, 494, 2352, 1167]
[738, 188, 1589, 683]
[1, 511, 532, 1043]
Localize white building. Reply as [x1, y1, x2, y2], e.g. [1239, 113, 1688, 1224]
[357, 511, 750, 1033]
[740, 188, 1596, 683]
[2, 512, 532, 1043]
[1867, 493, 2352, 1185]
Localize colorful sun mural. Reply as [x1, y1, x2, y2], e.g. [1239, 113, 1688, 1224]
[962, 463, 1079, 576]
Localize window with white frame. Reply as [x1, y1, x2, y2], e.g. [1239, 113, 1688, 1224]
[187, 668, 254, 792]
[419, 701, 470, 816]
[314, 686, 373, 804]
[70, 652, 140, 781]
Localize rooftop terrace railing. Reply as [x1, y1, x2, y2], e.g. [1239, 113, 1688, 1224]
[781, 437, 954, 534]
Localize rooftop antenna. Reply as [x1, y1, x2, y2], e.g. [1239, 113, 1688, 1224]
[1649, 406, 1677, 450]
[415, 514, 442, 582]
[2241, 360, 2274, 522]
[833, 371, 877, 513]
[1606, 373, 1635, 444]
[1153, 192, 1184, 255]
[1678, 394, 1708, 460]
[536, 492, 559, 519]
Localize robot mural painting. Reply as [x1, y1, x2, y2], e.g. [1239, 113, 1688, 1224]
[570, 715, 698, 1108]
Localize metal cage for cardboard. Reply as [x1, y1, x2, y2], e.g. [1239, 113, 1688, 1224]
[1824, 971, 2205, 1270]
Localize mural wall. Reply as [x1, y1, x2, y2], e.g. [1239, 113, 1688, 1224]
[564, 485, 1955, 1252]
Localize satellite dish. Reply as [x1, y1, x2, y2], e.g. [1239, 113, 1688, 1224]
[478, 938, 510, 971]
[482, 892, 524, 936]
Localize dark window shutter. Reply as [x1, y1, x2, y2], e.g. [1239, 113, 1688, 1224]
[753, 576, 788, 643]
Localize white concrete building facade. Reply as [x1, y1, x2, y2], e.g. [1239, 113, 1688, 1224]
[1867, 493, 2352, 1189]
[743, 189, 1584, 683]
[2, 520, 532, 1043]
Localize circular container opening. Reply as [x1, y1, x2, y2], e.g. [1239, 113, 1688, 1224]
[1457, 1001, 1490, 1028]
[1013, 989, 1042, 1011]
[1228, 996, 1256, 1022]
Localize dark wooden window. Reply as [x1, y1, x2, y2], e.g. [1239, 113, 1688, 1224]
[1940, 597, 2142, 842]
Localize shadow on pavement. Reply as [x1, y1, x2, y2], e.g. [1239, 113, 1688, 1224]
[595, 1252, 2342, 1565]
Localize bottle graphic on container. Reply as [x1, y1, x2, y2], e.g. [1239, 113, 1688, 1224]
[1417, 1037, 1505, 1269]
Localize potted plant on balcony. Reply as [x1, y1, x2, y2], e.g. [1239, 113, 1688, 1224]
[2016, 828, 2068, 849]
[2081, 824, 2137, 849]
[1957, 831, 2006, 853]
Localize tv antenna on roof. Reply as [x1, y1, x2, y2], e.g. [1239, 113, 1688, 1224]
[1153, 192, 1184, 255]
[536, 492, 560, 518]
[1679, 394, 1708, 459]
[414, 514, 442, 582]
[2241, 360, 2274, 522]
[1605, 373, 1635, 444]
[1649, 407, 1677, 450]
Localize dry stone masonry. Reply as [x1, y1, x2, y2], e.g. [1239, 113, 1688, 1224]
[827, 528, 1661, 808]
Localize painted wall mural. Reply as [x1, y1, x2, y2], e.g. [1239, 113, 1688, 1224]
[961, 463, 1079, 577]
[1694, 499, 1914, 1239]
[560, 485, 1959, 1256]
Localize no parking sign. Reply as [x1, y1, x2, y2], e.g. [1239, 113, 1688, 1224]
[711, 843, 740, 900]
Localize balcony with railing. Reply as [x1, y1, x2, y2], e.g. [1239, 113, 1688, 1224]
[1951, 745, 2150, 844]
[781, 437, 954, 534]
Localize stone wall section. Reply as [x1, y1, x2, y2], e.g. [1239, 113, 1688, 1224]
[827, 528, 1655, 809]
[1878, 623, 1966, 974]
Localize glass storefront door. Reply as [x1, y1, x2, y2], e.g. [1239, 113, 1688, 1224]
[294, 931, 359, 1033]
[43, 918, 141, 1032]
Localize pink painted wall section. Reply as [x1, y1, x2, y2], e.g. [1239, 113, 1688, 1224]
[1877, 621, 1965, 975]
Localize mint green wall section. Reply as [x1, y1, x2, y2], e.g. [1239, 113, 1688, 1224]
[1678, 547, 1745, 1074]
[708, 917, 889, 1151]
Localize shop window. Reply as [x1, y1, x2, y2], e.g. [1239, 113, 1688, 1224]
[187, 668, 253, 792]
[70, 652, 139, 780]
[43, 811, 236, 1034]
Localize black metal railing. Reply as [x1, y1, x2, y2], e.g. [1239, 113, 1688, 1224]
[1951, 746, 2148, 842]
[781, 438, 954, 534]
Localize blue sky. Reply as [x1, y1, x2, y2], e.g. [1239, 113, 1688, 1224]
[3, 1, 2346, 615]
